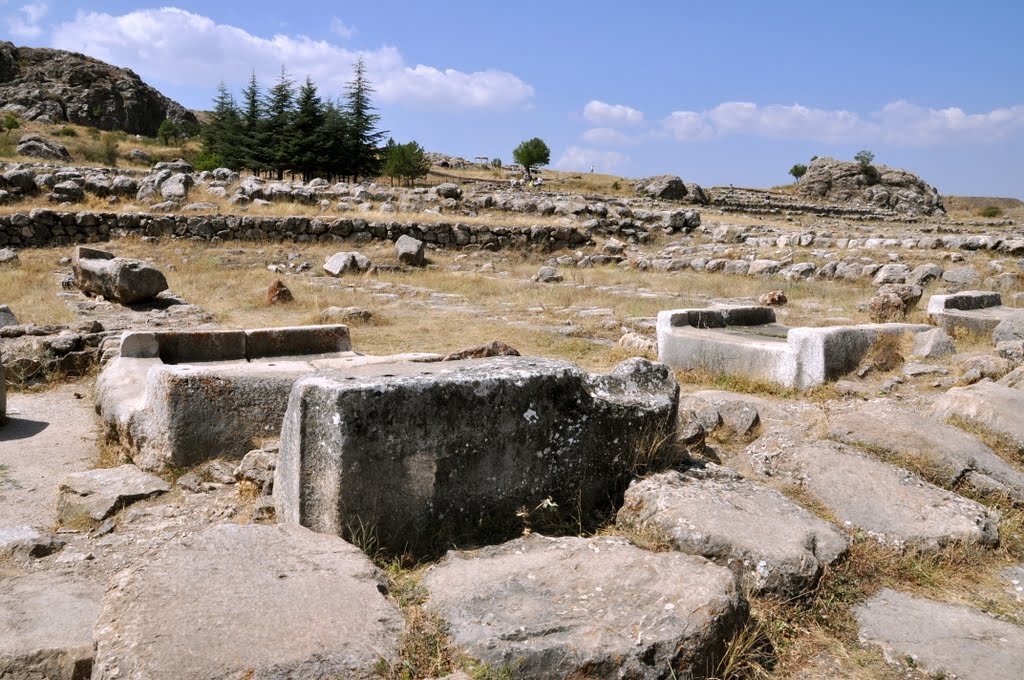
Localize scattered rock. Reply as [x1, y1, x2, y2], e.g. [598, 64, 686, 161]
[323, 251, 373, 276]
[318, 306, 372, 323]
[422, 534, 747, 679]
[912, 327, 955, 359]
[91, 524, 404, 680]
[395, 234, 426, 267]
[0, 525, 64, 560]
[993, 317, 1024, 344]
[634, 174, 688, 200]
[57, 464, 171, 523]
[0, 247, 20, 268]
[533, 266, 563, 283]
[236, 446, 278, 495]
[71, 245, 169, 305]
[758, 290, 787, 306]
[617, 467, 848, 595]
[795, 156, 944, 216]
[265, 278, 294, 304]
[682, 391, 761, 440]
[618, 331, 657, 354]
[0, 304, 17, 328]
[856, 588, 1024, 680]
[932, 381, 1024, 452]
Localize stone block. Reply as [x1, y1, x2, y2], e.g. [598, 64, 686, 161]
[71, 245, 168, 305]
[276, 356, 679, 555]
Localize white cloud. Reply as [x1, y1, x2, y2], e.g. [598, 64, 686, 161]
[49, 8, 534, 111]
[7, 1, 49, 40]
[554, 146, 628, 173]
[583, 100, 645, 127]
[580, 127, 635, 146]
[329, 17, 356, 39]
[662, 100, 1024, 145]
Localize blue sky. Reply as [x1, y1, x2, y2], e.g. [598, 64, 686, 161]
[3, 1, 1023, 197]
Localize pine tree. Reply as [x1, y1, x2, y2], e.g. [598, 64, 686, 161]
[382, 139, 430, 187]
[320, 100, 353, 182]
[239, 71, 266, 175]
[199, 82, 243, 170]
[291, 77, 325, 182]
[343, 58, 387, 182]
[264, 67, 296, 180]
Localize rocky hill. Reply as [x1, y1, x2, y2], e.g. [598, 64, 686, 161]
[0, 41, 197, 137]
[796, 156, 945, 217]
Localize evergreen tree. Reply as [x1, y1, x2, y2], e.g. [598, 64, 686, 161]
[291, 77, 325, 182]
[264, 67, 296, 180]
[239, 71, 266, 175]
[382, 139, 430, 187]
[320, 100, 353, 182]
[343, 58, 387, 181]
[200, 82, 243, 170]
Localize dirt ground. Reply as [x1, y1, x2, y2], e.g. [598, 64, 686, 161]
[0, 381, 99, 527]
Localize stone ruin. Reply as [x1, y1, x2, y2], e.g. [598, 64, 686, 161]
[656, 304, 930, 389]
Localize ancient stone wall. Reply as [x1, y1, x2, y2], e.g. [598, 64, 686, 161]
[0, 209, 592, 250]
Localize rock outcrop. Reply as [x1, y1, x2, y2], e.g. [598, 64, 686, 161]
[0, 41, 197, 135]
[796, 156, 945, 216]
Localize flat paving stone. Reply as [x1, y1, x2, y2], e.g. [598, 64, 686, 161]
[932, 381, 1024, 453]
[423, 534, 747, 680]
[617, 466, 848, 596]
[856, 588, 1024, 680]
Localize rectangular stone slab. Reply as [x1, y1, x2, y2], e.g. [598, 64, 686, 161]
[276, 356, 679, 556]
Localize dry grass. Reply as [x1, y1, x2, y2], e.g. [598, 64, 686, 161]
[0, 248, 76, 325]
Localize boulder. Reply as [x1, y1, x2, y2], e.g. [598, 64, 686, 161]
[15, 134, 71, 162]
[795, 156, 944, 216]
[907, 263, 944, 287]
[395, 234, 425, 267]
[435, 182, 463, 200]
[634, 174, 688, 200]
[932, 381, 1024, 452]
[0, 247, 19, 268]
[91, 524, 403, 680]
[773, 441, 998, 551]
[912, 327, 955, 359]
[322, 251, 373, 276]
[0, 573, 101, 680]
[680, 391, 761, 440]
[50, 180, 85, 202]
[265, 279, 293, 304]
[617, 467, 848, 595]
[747, 260, 781, 277]
[872, 264, 911, 285]
[441, 340, 520, 361]
[993, 318, 1024, 344]
[829, 402, 1024, 503]
[422, 534, 747, 679]
[856, 588, 1024, 679]
[57, 464, 170, 523]
[276, 356, 679, 555]
[159, 172, 193, 201]
[71, 246, 169, 305]
[942, 266, 982, 291]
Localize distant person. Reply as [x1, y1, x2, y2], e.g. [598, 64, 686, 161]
[590, 165, 594, 173]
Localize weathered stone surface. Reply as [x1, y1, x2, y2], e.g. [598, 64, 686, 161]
[993, 317, 1024, 344]
[277, 356, 679, 554]
[856, 588, 1024, 680]
[15, 134, 71, 162]
[435, 182, 462, 200]
[422, 534, 747, 679]
[71, 245, 168, 304]
[912, 327, 955, 359]
[618, 467, 848, 595]
[323, 251, 373, 276]
[634, 174, 688, 200]
[91, 524, 403, 680]
[57, 464, 170, 522]
[872, 264, 910, 285]
[795, 156, 944, 216]
[441, 340, 520, 361]
[0, 525, 64, 560]
[265, 278, 293, 304]
[777, 441, 998, 550]
[829, 402, 1024, 503]
[395, 234, 425, 267]
[0, 42, 197, 135]
[681, 390, 761, 439]
[0, 247, 19, 267]
[0, 572, 101, 680]
[533, 265, 562, 283]
[932, 381, 1024, 452]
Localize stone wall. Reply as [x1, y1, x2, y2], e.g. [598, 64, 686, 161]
[0, 208, 593, 251]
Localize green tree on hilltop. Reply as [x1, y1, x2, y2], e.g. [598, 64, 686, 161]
[512, 137, 550, 179]
[382, 138, 430, 187]
[343, 57, 387, 182]
[789, 163, 807, 181]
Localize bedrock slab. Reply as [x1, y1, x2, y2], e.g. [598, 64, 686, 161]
[276, 356, 679, 555]
[617, 467, 848, 596]
[57, 464, 170, 523]
[856, 588, 1024, 680]
[779, 441, 998, 550]
[829, 402, 1024, 502]
[422, 534, 747, 680]
[932, 381, 1024, 453]
[91, 523, 403, 680]
[0, 572, 101, 680]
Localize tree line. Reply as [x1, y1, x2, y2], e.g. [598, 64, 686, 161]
[199, 59, 389, 183]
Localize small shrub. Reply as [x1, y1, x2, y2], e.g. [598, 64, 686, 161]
[978, 205, 1002, 218]
[611, 180, 621, 191]
[53, 126, 78, 137]
[192, 148, 223, 172]
[490, 157, 502, 169]
[854, 149, 875, 166]
[3, 112, 21, 133]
